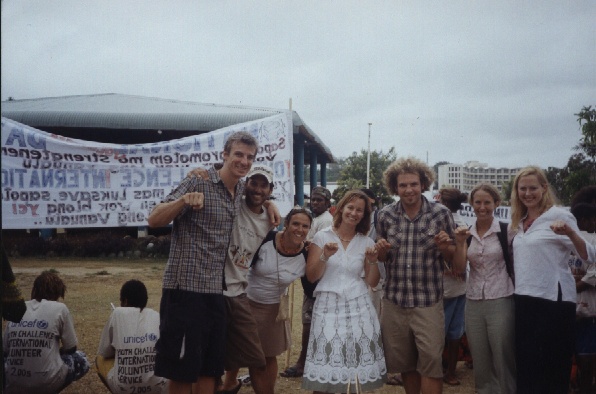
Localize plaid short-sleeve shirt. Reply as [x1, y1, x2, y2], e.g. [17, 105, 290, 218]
[377, 196, 456, 307]
[162, 166, 244, 294]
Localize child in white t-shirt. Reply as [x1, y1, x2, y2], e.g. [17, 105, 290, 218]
[96, 279, 168, 393]
[3, 271, 90, 394]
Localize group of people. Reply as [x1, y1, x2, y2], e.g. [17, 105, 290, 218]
[442, 172, 596, 394]
[144, 131, 386, 394]
[2, 128, 595, 394]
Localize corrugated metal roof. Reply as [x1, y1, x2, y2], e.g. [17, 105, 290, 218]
[1, 93, 334, 162]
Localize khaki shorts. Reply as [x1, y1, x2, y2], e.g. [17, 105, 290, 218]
[381, 299, 445, 378]
[249, 298, 291, 357]
[224, 294, 266, 370]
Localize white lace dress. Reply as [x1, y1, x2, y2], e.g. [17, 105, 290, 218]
[301, 228, 386, 392]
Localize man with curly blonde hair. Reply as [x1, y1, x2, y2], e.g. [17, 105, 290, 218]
[376, 156, 456, 394]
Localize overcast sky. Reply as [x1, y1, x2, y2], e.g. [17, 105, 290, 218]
[2, 1, 594, 169]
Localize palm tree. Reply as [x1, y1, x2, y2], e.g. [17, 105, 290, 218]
[574, 105, 596, 183]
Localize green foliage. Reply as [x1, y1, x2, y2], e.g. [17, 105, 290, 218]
[575, 105, 596, 162]
[547, 153, 594, 205]
[500, 178, 514, 205]
[332, 147, 397, 206]
[539, 105, 596, 206]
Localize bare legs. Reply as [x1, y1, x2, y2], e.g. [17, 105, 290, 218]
[173, 376, 215, 394]
[443, 339, 461, 385]
[219, 369, 240, 391]
[248, 357, 278, 394]
[402, 371, 442, 394]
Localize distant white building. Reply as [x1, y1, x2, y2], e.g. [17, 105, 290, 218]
[437, 161, 520, 194]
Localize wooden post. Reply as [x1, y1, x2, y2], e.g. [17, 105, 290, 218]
[285, 280, 295, 369]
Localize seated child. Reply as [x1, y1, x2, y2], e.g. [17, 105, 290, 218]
[3, 271, 90, 394]
[96, 279, 168, 393]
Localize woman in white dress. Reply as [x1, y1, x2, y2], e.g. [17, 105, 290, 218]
[302, 189, 386, 393]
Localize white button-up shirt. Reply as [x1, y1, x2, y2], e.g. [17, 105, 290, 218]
[312, 227, 375, 300]
[513, 206, 596, 303]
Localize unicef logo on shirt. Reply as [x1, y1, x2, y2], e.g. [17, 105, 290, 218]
[36, 320, 49, 329]
[123, 332, 159, 344]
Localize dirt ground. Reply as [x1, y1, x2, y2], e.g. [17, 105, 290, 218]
[6, 258, 476, 393]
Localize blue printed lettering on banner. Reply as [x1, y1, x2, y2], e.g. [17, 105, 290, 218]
[45, 214, 111, 226]
[120, 168, 176, 188]
[1, 169, 112, 189]
[4, 127, 47, 150]
[1, 114, 294, 229]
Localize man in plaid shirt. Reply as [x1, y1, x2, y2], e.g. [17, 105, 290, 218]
[376, 156, 456, 394]
[148, 131, 258, 394]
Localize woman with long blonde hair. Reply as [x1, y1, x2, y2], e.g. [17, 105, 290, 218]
[510, 166, 595, 393]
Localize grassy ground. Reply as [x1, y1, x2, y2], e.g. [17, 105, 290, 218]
[6, 258, 475, 393]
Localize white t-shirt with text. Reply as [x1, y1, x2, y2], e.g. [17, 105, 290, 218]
[97, 307, 167, 394]
[3, 299, 78, 394]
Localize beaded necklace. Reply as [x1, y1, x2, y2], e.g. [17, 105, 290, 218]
[277, 232, 303, 255]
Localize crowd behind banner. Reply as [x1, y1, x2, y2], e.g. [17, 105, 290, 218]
[1, 115, 294, 229]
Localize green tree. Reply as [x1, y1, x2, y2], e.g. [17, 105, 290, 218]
[332, 148, 397, 206]
[545, 153, 593, 205]
[500, 178, 514, 205]
[575, 105, 596, 161]
[574, 105, 596, 184]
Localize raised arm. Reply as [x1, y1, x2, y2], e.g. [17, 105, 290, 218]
[147, 192, 204, 228]
[375, 238, 392, 262]
[550, 220, 591, 261]
[451, 227, 470, 273]
[363, 245, 380, 287]
[306, 242, 338, 282]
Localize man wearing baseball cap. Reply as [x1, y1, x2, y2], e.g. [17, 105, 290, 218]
[218, 163, 277, 394]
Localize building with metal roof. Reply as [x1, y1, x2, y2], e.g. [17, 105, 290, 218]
[1, 93, 335, 206]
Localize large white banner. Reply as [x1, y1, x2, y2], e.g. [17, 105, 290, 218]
[1, 114, 294, 229]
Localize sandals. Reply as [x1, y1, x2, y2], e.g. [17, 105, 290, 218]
[237, 374, 251, 386]
[386, 374, 403, 386]
[215, 382, 242, 394]
[443, 375, 461, 386]
[279, 365, 304, 378]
